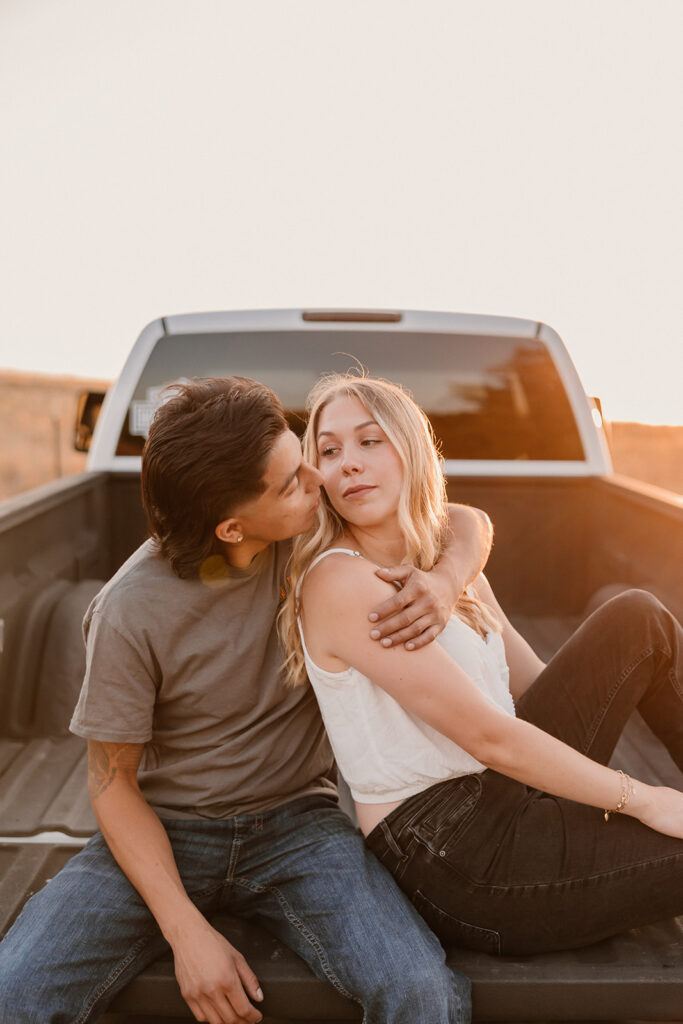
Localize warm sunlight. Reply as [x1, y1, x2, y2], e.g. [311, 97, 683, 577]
[1, 7, 682, 1020]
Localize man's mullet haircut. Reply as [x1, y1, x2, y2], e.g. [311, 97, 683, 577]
[141, 377, 288, 577]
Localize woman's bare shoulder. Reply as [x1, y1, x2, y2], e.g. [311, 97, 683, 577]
[301, 549, 395, 610]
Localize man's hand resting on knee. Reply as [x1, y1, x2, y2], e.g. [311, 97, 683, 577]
[170, 911, 264, 1024]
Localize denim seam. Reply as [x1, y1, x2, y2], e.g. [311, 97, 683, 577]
[232, 876, 364, 1016]
[463, 848, 683, 894]
[669, 663, 683, 702]
[73, 930, 158, 1024]
[413, 889, 502, 955]
[226, 817, 241, 882]
[72, 879, 227, 1024]
[583, 645, 656, 754]
[379, 819, 407, 862]
[409, 792, 479, 853]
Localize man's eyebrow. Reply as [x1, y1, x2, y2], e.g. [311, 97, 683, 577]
[277, 462, 301, 495]
[317, 419, 378, 439]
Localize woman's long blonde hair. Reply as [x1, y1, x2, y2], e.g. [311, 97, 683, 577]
[279, 373, 499, 686]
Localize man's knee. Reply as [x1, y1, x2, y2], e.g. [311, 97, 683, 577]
[369, 958, 471, 1023]
[0, 957, 39, 1024]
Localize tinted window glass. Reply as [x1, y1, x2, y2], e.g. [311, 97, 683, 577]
[117, 330, 584, 461]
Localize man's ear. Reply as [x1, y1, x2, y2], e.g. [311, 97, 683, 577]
[215, 518, 244, 545]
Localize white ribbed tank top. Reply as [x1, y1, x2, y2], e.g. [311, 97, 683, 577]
[298, 548, 516, 804]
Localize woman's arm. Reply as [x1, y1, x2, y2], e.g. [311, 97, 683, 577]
[302, 557, 683, 840]
[88, 741, 264, 1023]
[368, 505, 493, 650]
[471, 574, 546, 699]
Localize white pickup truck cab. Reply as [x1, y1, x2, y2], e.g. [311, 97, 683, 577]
[87, 308, 611, 477]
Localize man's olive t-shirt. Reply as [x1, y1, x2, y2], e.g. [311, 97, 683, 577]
[70, 539, 336, 819]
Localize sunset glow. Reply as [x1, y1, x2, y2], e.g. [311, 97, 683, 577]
[0, 1, 681, 426]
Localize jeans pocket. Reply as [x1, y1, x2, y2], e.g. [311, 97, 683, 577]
[365, 818, 409, 876]
[410, 774, 482, 858]
[412, 889, 501, 955]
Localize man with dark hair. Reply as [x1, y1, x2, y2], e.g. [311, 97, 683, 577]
[0, 377, 491, 1024]
[141, 377, 291, 578]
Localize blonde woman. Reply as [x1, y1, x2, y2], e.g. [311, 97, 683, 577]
[280, 373, 683, 956]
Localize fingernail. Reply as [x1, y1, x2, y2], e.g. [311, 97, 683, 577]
[368, 612, 378, 621]
[256, 987, 264, 1001]
[370, 629, 380, 639]
[406, 642, 414, 650]
[381, 638, 392, 647]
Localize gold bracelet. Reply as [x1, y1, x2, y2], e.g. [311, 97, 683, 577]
[604, 769, 634, 821]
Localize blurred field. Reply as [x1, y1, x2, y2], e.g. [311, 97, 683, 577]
[0, 370, 108, 499]
[0, 370, 682, 501]
[607, 422, 683, 495]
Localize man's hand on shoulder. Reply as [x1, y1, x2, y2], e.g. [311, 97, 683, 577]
[368, 505, 493, 651]
[369, 564, 453, 651]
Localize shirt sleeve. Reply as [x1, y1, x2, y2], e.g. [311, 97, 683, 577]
[70, 609, 158, 743]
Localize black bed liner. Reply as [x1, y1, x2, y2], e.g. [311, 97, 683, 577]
[0, 735, 94, 835]
[2, 616, 683, 1021]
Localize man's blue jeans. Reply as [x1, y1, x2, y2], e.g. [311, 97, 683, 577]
[0, 795, 470, 1023]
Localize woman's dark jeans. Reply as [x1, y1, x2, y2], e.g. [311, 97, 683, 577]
[366, 590, 683, 956]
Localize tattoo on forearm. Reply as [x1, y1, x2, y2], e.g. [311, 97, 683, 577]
[88, 742, 141, 799]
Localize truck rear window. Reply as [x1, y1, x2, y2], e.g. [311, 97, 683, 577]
[116, 330, 585, 462]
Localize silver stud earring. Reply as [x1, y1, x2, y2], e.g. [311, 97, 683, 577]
[235, 535, 243, 543]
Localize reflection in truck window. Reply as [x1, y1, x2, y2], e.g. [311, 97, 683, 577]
[116, 331, 585, 461]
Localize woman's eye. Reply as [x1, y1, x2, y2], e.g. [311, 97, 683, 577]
[361, 438, 381, 447]
[320, 446, 338, 457]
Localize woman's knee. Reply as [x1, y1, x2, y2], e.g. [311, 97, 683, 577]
[603, 587, 667, 629]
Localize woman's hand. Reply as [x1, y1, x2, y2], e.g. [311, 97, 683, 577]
[368, 564, 452, 650]
[628, 782, 683, 840]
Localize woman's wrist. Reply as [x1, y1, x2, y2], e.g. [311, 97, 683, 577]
[620, 776, 650, 820]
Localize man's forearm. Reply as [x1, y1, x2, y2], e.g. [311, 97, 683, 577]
[439, 504, 493, 600]
[90, 772, 203, 942]
[89, 751, 264, 1020]
[87, 740, 202, 942]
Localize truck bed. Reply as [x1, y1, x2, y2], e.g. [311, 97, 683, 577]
[2, 614, 683, 1021]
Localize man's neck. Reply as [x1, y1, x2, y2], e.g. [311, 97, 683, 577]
[224, 539, 271, 569]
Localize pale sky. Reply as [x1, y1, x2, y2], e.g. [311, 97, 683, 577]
[1, 0, 681, 424]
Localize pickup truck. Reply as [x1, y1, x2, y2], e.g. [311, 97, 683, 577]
[1, 309, 682, 1023]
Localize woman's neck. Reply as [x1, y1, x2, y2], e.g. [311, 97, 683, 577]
[342, 523, 407, 568]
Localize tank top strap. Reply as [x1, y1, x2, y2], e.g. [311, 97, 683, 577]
[296, 547, 363, 602]
[307, 547, 362, 571]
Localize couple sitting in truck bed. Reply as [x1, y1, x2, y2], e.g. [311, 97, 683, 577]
[1, 373, 683, 1024]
